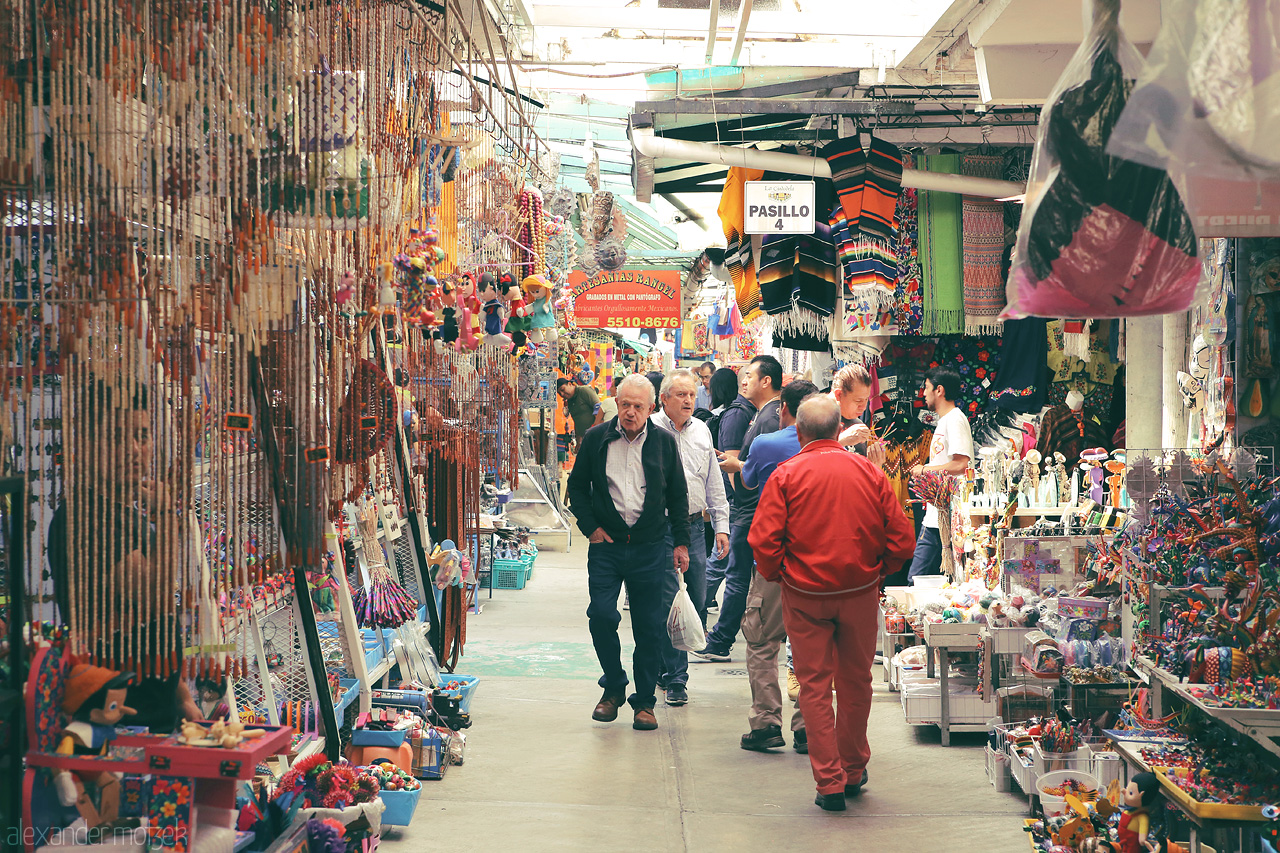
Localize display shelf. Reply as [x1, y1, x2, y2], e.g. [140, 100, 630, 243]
[922, 630, 983, 746]
[1131, 656, 1280, 762]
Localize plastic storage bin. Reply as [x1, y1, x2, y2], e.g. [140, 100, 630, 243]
[1037, 769, 1100, 817]
[435, 674, 480, 715]
[492, 559, 527, 590]
[379, 788, 423, 826]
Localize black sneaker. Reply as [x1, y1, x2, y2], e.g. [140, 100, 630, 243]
[740, 724, 785, 751]
[844, 769, 869, 796]
[690, 647, 731, 663]
[665, 686, 688, 706]
[707, 599, 719, 611]
[793, 730, 808, 754]
[815, 792, 847, 811]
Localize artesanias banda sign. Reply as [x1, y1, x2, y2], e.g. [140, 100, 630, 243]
[743, 181, 816, 235]
[569, 269, 682, 329]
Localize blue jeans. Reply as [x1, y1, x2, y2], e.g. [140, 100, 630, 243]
[702, 518, 753, 653]
[586, 539, 670, 709]
[907, 525, 943, 579]
[659, 522, 709, 688]
[705, 525, 727, 605]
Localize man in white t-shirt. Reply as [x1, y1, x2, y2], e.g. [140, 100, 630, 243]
[907, 367, 972, 579]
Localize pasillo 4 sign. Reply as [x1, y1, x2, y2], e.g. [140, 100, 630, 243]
[743, 181, 816, 235]
[568, 269, 683, 329]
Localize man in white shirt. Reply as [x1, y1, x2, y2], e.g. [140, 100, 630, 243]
[651, 369, 730, 706]
[566, 375, 691, 731]
[907, 367, 973, 579]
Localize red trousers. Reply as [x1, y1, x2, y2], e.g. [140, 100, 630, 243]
[781, 585, 879, 794]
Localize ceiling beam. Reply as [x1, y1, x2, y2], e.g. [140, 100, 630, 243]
[632, 98, 915, 116]
[704, 0, 720, 64]
[529, 5, 939, 36]
[717, 71, 861, 99]
[729, 0, 754, 66]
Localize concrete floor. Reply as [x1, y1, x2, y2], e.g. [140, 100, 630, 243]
[380, 538, 1031, 852]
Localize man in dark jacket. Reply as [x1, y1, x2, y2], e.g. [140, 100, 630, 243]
[566, 374, 691, 731]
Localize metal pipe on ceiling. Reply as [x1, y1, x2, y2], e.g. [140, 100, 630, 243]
[631, 127, 1025, 199]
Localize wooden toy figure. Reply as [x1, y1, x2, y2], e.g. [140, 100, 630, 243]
[523, 274, 557, 342]
[54, 665, 137, 829]
[477, 272, 512, 348]
[1116, 772, 1160, 853]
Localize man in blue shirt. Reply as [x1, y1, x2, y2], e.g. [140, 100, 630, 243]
[734, 379, 819, 753]
[694, 361, 716, 411]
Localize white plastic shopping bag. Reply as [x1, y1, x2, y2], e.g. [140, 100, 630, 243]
[667, 575, 706, 652]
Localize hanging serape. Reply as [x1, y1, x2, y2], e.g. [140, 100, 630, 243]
[893, 160, 923, 335]
[989, 317, 1049, 413]
[961, 154, 1007, 334]
[919, 154, 964, 335]
[822, 134, 902, 242]
[757, 228, 838, 340]
[718, 166, 765, 321]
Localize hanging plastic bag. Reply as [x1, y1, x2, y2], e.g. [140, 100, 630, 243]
[667, 575, 706, 653]
[1106, 0, 1280, 237]
[1002, 0, 1201, 320]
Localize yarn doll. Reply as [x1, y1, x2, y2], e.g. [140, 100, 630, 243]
[523, 274, 557, 342]
[477, 272, 512, 347]
[1116, 772, 1160, 853]
[498, 271, 530, 347]
[54, 665, 137, 829]
[438, 277, 459, 344]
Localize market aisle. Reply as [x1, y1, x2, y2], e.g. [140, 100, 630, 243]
[381, 539, 1030, 852]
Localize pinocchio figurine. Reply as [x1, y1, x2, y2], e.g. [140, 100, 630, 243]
[54, 665, 137, 829]
[1117, 771, 1160, 853]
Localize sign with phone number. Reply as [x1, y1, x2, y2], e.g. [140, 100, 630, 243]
[568, 269, 682, 330]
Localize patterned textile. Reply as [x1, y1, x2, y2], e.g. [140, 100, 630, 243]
[718, 166, 764, 321]
[829, 208, 898, 343]
[989, 317, 1049, 413]
[962, 154, 1007, 334]
[929, 334, 1004, 419]
[758, 228, 838, 340]
[893, 169, 923, 335]
[919, 155, 964, 335]
[821, 135, 902, 242]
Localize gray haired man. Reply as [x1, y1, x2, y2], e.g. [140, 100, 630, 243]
[651, 368, 730, 706]
[566, 374, 691, 731]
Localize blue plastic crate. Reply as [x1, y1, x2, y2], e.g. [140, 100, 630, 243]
[361, 629, 386, 671]
[351, 727, 408, 748]
[379, 787, 423, 825]
[334, 678, 361, 717]
[492, 559, 526, 590]
[435, 674, 480, 715]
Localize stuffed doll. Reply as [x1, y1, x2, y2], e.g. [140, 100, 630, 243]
[498, 271, 529, 347]
[55, 665, 137, 829]
[523, 274, 557, 342]
[477, 272, 512, 347]
[438, 277, 459, 344]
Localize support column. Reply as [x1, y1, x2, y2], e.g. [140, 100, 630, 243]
[1126, 316, 1164, 451]
[1161, 310, 1189, 450]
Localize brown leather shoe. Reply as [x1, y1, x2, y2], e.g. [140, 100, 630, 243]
[592, 690, 626, 722]
[632, 707, 658, 730]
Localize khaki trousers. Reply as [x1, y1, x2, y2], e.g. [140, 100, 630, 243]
[742, 570, 804, 733]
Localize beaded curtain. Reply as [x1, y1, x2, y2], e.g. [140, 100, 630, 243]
[0, 0, 548, 679]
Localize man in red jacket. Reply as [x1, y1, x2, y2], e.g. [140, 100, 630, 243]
[749, 395, 916, 811]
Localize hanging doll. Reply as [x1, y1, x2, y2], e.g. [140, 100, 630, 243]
[456, 273, 481, 350]
[498, 271, 530, 347]
[1116, 772, 1160, 853]
[523, 274, 557, 342]
[477, 272, 512, 348]
[54, 665, 137, 829]
[438, 277, 459, 345]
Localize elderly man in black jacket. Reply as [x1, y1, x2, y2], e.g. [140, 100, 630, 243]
[567, 373, 691, 731]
